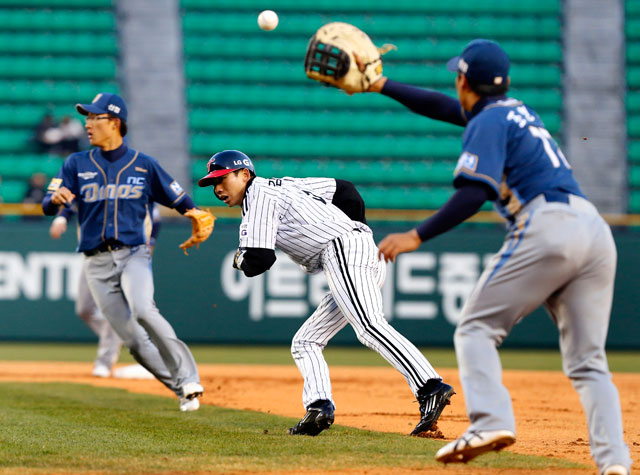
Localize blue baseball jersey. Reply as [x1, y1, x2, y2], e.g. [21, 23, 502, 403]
[453, 98, 584, 220]
[46, 147, 186, 252]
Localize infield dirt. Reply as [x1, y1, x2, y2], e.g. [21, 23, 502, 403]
[0, 362, 637, 474]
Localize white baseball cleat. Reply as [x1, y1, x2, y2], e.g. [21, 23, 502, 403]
[92, 364, 111, 378]
[179, 382, 204, 411]
[603, 464, 629, 475]
[181, 382, 204, 399]
[112, 364, 154, 380]
[179, 396, 200, 412]
[435, 429, 516, 464]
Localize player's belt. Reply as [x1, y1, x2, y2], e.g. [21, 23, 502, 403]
[84, 240, 127, 256]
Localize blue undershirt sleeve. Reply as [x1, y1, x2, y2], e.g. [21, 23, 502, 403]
[415, 181, 492, 242]
[381, 79, 467, 127]
[174, 195, 196, 214]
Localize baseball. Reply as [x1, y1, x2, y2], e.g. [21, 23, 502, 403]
[258, 10, 278, 31]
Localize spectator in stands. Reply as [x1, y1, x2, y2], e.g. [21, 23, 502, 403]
[33, 114, 86, 156]
[23, 172, 47, 204]
[58, 115, 86, 155]
[34, 113, 60, 154]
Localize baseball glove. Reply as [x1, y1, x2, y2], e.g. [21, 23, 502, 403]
[179, 208, 215, 255]
[304, 22, 396, 94]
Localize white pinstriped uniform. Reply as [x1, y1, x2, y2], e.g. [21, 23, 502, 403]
[239, 177, 440, 408]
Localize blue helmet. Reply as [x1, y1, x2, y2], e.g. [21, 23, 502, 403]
[198, 150, 255, 187]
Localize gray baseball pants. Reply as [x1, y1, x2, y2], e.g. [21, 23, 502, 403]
[454, 195, 631, 472]
[83, 245, 199, 397]
[76, 270, 121, 370]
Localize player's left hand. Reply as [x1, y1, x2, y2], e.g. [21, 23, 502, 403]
[378, 230, 421, 262]
[49, 216, 68, 239]
[179, 208, 216, 255]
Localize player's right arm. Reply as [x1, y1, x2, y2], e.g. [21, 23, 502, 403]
[42, 158, 77, 215]
[233, 183, 280, 277]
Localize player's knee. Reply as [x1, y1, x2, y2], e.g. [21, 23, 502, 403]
[291, 337, 324, 357]
[354, 319, 389, 345]
[563, 348, 609, 380]
[454, 320, 506, 346]
[129, 302, 156, 323]
[75, 303, 97, 323]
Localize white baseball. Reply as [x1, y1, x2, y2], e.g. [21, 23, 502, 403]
[258, 10, 278, 31]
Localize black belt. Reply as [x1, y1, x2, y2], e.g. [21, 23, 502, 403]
[84, 241, 127, 256]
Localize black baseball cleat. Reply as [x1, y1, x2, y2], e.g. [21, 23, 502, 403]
[410, 379, 455, 436]
[287, 399, 335, 436]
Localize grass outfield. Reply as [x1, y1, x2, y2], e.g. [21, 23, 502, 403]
[0, 382, 582, 474]
[0, 342, 638, 372]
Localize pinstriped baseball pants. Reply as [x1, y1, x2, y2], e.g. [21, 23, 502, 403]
[291, 230, 440, 409]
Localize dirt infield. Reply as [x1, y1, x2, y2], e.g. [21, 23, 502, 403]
[0, 361, 637, 474]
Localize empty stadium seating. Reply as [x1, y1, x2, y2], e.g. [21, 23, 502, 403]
[0, 2, 118, 204]
[180, 0, 564, 210]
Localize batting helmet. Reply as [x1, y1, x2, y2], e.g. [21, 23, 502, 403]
[198, 150, 256, 187]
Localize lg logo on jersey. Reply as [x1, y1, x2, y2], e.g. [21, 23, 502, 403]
[80, 183, 144, 202]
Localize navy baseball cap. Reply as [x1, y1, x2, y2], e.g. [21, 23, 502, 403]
[446, 39, 509, 87]
[75, 92, 128, 122]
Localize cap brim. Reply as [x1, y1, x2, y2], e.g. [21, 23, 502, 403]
[197, 168, 238, 187]
[446, 56, 460, 72]
[75, 103, 106, 116]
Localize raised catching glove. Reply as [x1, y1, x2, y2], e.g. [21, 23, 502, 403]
[304, 22, 395, 94]
[179, 208, 215, 255]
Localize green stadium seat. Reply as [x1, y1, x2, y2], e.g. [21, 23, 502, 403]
[627, 43, 640, 64]
[188, 108, 462, 135]
[182, 13, 560, 39]
[0, 0, 111, 6]
[626, 19, 640, 40]
[181, 0, 561, 15]
[629, 140, 640, 162]
[188, 108, 560, 136]
[627, 92, 640, 113]
[629, 165, 640, 187]
[0, 179, 29, 203]
[628, 66, 640, 88]
[190, 133, 462, 159]
[184, 36, 561, 63]
[186, 84, 562, 112]
[0, 130, 36, 152]
[0, 56, 115, 80]
[0, 155, 64, 178]
[0, 9, 114, 31]
[629, 190, 640, 213]
[628, 115, 640, 137]
[359, 185, 452, 209]
[0, 33, 116, 55]
[185, 60, 561, 88]
[0, 80, 119, 104]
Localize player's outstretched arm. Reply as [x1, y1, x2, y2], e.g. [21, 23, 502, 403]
[378, 230, 421, 262]
[378, 182, 491, 262]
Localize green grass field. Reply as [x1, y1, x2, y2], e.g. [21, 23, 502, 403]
[0, 382, 581, 474]
[0, 343, 636, 473]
